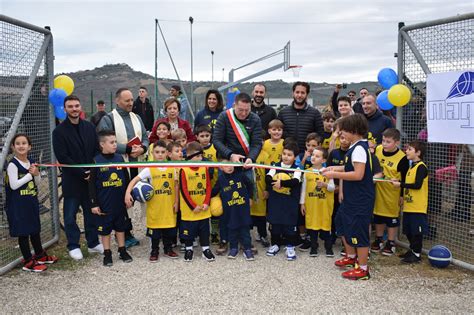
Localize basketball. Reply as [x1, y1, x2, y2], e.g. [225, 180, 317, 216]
[272, 172, 292, 194]
[428, 245, 452, 268]
[210, 195, 223, 217]
[132, 181, 154, 203]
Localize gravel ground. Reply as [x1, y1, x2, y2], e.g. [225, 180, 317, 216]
[1, 206, 473, 313]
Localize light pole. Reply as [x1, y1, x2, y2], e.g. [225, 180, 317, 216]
[222, 68, 225, 82]
[211, 50, 214, 87]
[189, 16, 194, 110]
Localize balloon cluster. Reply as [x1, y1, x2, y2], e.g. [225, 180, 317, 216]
[48, 75, 75, 120]
[376, 68, 412, 110]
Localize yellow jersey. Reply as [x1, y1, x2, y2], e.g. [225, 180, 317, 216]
[251, 150, 270, 217]
[202, 144, 217, 162]
[403, 161, 428, 214]
[147, 168, 177, 228]
[179, 167, 211, 221]
[302, 171, 334, 231]
[374, 146, 406, 218]
[262, 139, 283, 165]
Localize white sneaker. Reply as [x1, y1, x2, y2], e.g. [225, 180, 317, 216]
[286, 246, 297, 261]
[69, 248, 83, 260]
[88, 243, 104, 254]
[266, 245, 280, 256]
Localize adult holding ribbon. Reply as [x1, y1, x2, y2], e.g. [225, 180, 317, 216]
[97, 87, 149, 248]
[213, 92, 263, 167]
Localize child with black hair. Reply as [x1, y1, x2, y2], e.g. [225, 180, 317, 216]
[265, 141, 302, 260]
[391, 140, 428, 264]
[5, 134, 58, 272]
[89, 130, 133, 267]
[322, 114, 375, 280]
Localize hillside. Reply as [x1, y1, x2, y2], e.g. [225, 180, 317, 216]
[65, 63, 380, 114]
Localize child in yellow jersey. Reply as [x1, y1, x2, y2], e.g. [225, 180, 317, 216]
[166, 141, 184, 250]
[372, 128, 409, 256]
[300, 147, 335, 257]
[147, 121, 171, 161]
[195, 124, 219, 244]
[262, 119, 284, 165]
[391, 140, 428, 264]
[171, 128, 188, 158]
[125, 140, 179, 262]
[179, 142, 215, 262]
[250, 145, 270, 248]
[321, 112, 336, 150]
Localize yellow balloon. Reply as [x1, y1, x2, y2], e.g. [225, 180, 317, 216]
[210, 195, 223, 217]
[387, 84, 411, 107]
[54, 75, 75, 96]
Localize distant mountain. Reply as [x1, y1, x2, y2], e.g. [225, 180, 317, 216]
[64, 63, 380, 115]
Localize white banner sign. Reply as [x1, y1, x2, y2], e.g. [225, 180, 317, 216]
[426, 70, 474, 144]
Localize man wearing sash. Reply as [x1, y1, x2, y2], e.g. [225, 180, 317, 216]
[213, 93, 262, 166]
[97, 88, 149, 248]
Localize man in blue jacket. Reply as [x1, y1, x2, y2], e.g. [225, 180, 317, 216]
[52, 95, 103, 260]
[362, 94, 394, 145]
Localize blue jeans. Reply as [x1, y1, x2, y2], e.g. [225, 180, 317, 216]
[228, 226, 251, 250]
[63, 192, 99, 251]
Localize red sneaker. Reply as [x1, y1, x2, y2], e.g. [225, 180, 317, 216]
[35, 252, 58, 264]
[342, 266, 370, 280]
[334, 256, 357, 268]
[164, 250, 179, 259]
[22, 259, 48, 272]
[149, 249, 159, 263]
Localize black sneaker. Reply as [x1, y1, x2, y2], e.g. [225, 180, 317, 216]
[211, 234, 220, 245]
[381, 242, 396, 256]
[398, 250, 411, 259]
[309, 247, 319, 257]
[401, 251, 421, 264]
[202, 249, 216, 262]
[103, 252, 113, 267]
[184, 250, 193, 262]
[299, 239, 311, 252]
[370, 239, 383, 252]
[326, 248, 335, 257]
[119, 250, 133, 263]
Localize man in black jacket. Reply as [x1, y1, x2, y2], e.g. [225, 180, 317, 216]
[132, 87, 154, 132]
[52, 95, 103, 261]
[213, 93, 262, 164]
[251, 83, 276, 138]
[278, 81, 324, 153]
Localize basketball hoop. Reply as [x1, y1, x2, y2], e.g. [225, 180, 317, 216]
[288, 65, 302, 77]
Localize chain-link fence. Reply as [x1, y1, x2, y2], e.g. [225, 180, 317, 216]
[0, 15, 59, 275]
[397, 13, 473, 270]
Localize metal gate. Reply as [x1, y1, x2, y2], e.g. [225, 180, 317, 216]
[0, 14, 59, 275]
[396, 13, 473, 270]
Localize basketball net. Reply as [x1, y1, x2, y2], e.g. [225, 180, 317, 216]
[289, 65, 302, 77]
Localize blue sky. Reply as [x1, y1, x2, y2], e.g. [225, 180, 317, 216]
[3, 0, 472, 83]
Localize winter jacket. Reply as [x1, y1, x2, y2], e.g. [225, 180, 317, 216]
[213, 110, 262, 162]
[251, 101, 277, 137]
[132, 97, 154, 131]
[366, 110, 394, 144]
[277, 102, 324, 153]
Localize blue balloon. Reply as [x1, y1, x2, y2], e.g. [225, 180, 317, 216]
[377, 68, 398, 89]
[377, 90, 394, 110]
[48, 88, 67, 107]
[54, 103, 66, 120]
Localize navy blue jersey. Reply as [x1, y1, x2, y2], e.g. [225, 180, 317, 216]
[267, 162, 301, 225]
[214, 170, 253, 229]
[341, 141, 375, 216]
[5, 158, 40, 237]
[327, 148, 348, 186]
[93, 154, 127, 214]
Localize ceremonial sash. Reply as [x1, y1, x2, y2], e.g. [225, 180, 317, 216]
[226, 108, 250, 155]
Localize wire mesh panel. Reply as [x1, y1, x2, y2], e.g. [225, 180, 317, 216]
[398, 14, 473, 268]
[0, 15, 58, 275]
